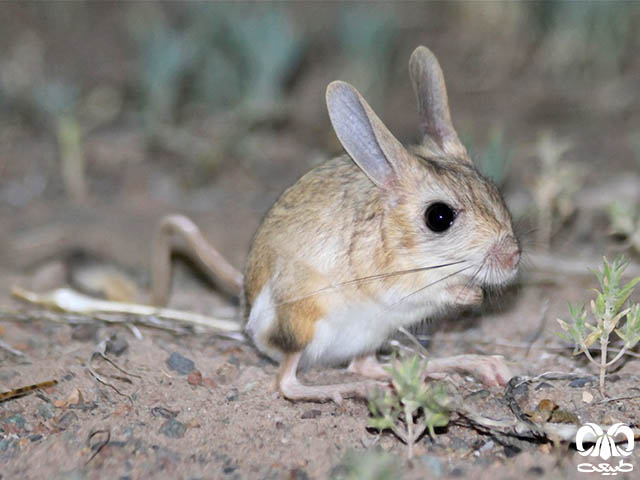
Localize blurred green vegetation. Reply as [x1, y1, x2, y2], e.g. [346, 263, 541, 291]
[462, 126, 512, 186]
[2, 2, 636, 129]
[127, 3, 306, 125]
[0, 1, 638, 200]
[531, 1, 636, 74]
[332, 449, 403, 480]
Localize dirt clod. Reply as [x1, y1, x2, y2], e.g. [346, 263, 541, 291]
[159, 418, 187, 439]
[187, 370, 203, 386]
[568, 377, 595, 388]
[151, 406, 178, 419]
[166, 352, 195, 375]
[301, 409, 322, 419]
[105, 334, 129, 356]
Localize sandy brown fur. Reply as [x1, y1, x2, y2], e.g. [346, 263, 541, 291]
[243, 46, 519, 365]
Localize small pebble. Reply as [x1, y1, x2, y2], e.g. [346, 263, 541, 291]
[167, 352, 195, 375]
[301, 409, 321, 419]
[29, 434, 43, 442]
[0, 438, 15, 452]
[511, 382, 529, 395]
[569, 377, 594, 388]
[6, 414, 26, 429]
[71, 324, 100, 342]
[0, 370, 19, 382]
[527, 466, 544, 476]
[56, 411, 79, 430]
[159, 418, 186, 438]
[37, 404, 55, 420]
[225, 388, 239, 402]
[151, 406, 178, 419]
[503, 445, 521, 458]
[105, 335, 129, 356]
[203, 378, 217, 389]
[187, 370, 203, 386]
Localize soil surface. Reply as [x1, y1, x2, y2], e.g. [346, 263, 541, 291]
[1, 4, 640, 479]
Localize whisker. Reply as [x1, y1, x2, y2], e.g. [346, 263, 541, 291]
[386, 264, 473, 310]
[453, 258, 486, 304]
[332, 260, 466, 288]
[270, 260, 467, 308]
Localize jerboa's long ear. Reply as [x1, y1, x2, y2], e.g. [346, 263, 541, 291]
[409, 46, 469, 162]
[326, 81, 410, 189]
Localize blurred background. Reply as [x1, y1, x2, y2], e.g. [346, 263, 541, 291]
[1, 2, 639, 300]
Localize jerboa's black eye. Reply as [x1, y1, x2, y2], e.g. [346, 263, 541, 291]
[425, 202, 456, 233]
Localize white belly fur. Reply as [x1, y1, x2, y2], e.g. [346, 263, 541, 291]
[246, 282, 443, 368]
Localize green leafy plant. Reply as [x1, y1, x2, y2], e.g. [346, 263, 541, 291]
[332, 450, 402, 480]
[368, 354, 450, 459]
[531, 131, 583, 249]
[557, 257, 640, 395]
[478, 126, 512, 186]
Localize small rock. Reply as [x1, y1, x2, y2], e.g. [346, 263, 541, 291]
[527, 466, 544, 476]
[0, 438, 15, 452]
[38, 404, 55, 420]
[534, 382, 553, 390]
[54, 388, 83, 408]
[159, 418, 186, 438]
[187, 370, 203, 386]
[5, 414, 26, 429]
[56, 411, 79, 430]
[203, 378, 217, 389]
[512, 382, 529, 396]
[167, 352, 195, 375]
[301, 409, 321, 419]
[223, 466, 236, 475]
[503, 445, 521, 458]
[29, 434, 43, 442]
[105, 335, 129, 356]
[288, 468, 309, 480]
[71, 324, 100, 342]
[225, 388, 239, 402]
[242, 382, 256, 393]
[569, 377, 594, 388]
[0, 370, 19, 382]
[151, 406, 178, 419]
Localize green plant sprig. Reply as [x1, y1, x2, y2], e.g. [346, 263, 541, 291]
[557, 257, 640, 395]
[367, 354, 450, 459]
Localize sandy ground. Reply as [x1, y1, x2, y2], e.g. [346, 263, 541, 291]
[2, 4, 640, 479]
